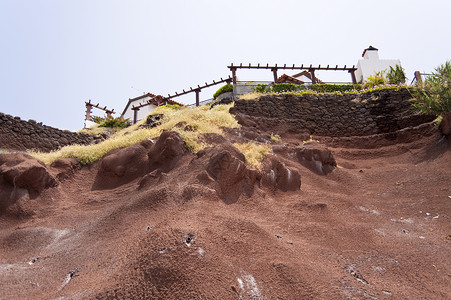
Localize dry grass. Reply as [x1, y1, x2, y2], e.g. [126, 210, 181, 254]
[233, 142, 270, 169]
[30, 103, 239, 165]
[239, 92, 262, 101]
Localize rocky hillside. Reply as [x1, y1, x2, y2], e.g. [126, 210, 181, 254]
[0, 91, 450, 299]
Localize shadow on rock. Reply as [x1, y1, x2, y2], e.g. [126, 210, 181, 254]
[92, 131, 188, 190]
[296, 142, 337, 175]
[0, 153, 57, 216]
[194, 144, 259, 204]
[261, 156, 301, 192]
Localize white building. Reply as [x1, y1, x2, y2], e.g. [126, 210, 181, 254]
[121, 93, 183, 123]
[355, 46, 401, 83]
[121, 93, 158, 123]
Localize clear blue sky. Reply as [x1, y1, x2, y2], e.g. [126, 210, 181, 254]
[1, 0, 450, 131]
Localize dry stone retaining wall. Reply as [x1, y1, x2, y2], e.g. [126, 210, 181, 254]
[230, 89, 435, 137]
[0, 112, 102, 152]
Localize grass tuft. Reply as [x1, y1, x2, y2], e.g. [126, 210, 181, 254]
[233, 142, 270, 169]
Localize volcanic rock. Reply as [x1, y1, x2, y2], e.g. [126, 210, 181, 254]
[296, 142, 337, 175]
[93, 139, 153, 189]
[194, 144, 258, 204]
[0, 153, 57, 194]
[261, 156, 301, 192]
[439, 111, 451, 139]
[148, 130, 188, 173]
[50, 157, 81, 182]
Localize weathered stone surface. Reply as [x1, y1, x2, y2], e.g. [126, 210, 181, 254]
[148, 130, 188, 173]
[93, 139, 153, 190]
[230, 89, 436, 137]
[0, 113, 104, 152]
[0, 153, 57, 194]
[262, 157, 301, 192]
[194, 144, 258, 204]
[296, 142, 337, 175]
[50, 157, 81, 181]
[439, 111, 451, 138]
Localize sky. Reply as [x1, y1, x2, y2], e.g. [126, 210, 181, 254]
[1, 0, 450, 131]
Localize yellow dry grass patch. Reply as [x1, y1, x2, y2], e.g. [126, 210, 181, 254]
[239, 92, 262, 101]
[30, 103, 239, 165]
[233, 142, 270, 169]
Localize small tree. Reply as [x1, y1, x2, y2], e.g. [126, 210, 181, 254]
[411, 61, 451, 117]
[386, 64, 406, 84]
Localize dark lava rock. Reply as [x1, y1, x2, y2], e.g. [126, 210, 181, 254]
[296, 142, 336, 175]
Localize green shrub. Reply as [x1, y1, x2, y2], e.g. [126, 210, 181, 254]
[309, 84, 362, 93]
[411, 61, 451, 117]
[98, 116, 131, 128]
[272, 83, 302, 93]
[90, 115, 106, 124]
[386, 65, 406, 84]
[255, 84, 270, 93]
[363, 75, 388, 89]
[213, 84, 234, 99]
[254, 83, 363, 94]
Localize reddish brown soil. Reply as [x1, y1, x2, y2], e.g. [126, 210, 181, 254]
[1, 126, 450, 299]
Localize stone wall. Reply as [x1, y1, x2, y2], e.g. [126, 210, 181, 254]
[0, 112, 103, 152]
[230, 89, 435, 137]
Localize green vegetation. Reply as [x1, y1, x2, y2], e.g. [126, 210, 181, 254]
[386, 64, 406, 84]
[363, 75, 388, 89]
[270, 133, 281, 142]
[30, 103, 239, 165]
[301, 136, 319, 145]
[213, 84, 234, 99]
[249, 82, 407, 101]
[271, 83, 300, 93]
[256, 83, 364, 94]
[90, 115, 131, 128]
[98, 116, 131, 128]
[411, 61, 451, 117]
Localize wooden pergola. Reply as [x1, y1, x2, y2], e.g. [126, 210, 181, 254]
[164, 76, 232, 106]
[227, 63, 358, 84]
[128, 76, 233, 124]
[85, 100, 115, 121]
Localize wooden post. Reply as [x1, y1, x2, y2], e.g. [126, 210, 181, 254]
[350, 70, 357, 84]
[272, 68, 278, 83]
[85, 103, 93, 121]
[414, 71, 422, 83]
[310, 69, 317, 84]
[195, 89, 200, 107]
[231, 68, 237, 84]
[133, 108, 139, 124]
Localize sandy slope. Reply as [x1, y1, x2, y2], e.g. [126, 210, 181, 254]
[0, 128, 450, 300]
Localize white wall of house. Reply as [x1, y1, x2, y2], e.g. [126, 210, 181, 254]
[293, 74, 312, 84]
[355, 49, 401, 83]
[122, 102, 157, 122]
